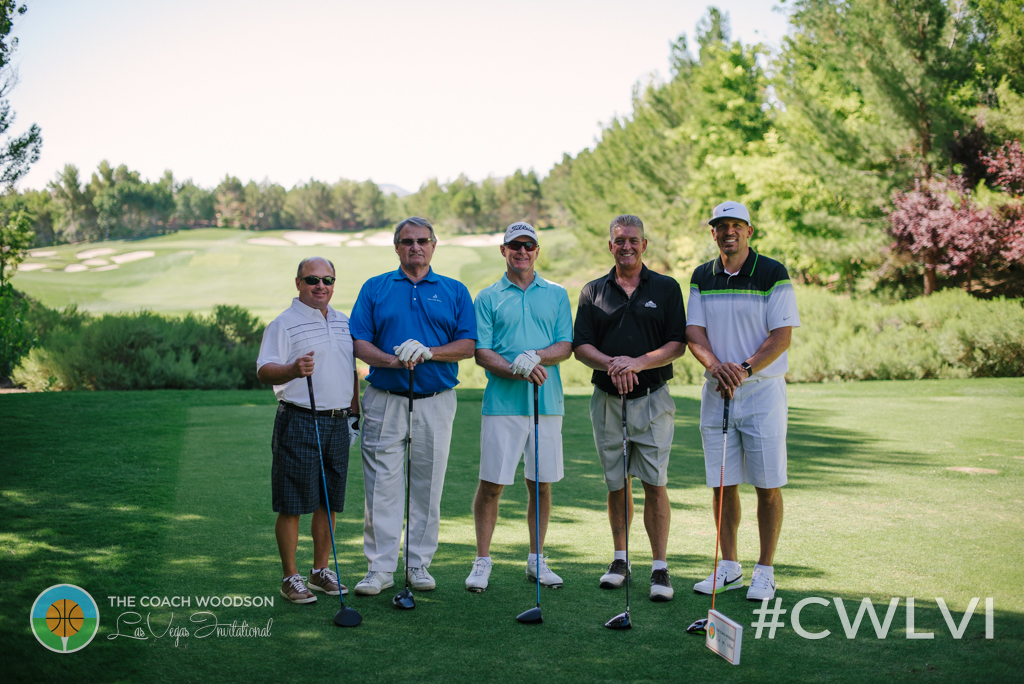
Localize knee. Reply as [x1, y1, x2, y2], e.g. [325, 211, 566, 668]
[755, 487, 782, 505]
[477, 480, 504, 500]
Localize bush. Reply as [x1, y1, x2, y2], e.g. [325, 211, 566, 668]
[19, 305, 267, 390]
[0, 284, 34, 382]
[789, 288, 1024, 381]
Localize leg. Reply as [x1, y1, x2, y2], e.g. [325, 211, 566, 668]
[755, 487, 783, 566]
[473, 480, 504, 557]
[275, 513, 300, 577]
[360, 387, 407, 572]
[712, 484, 741, 561]
[406, 390, 456, 569]
[310, 505, 336, 570]
[640, 481, 670, 562]
[525, 479, 552, 554]
[607, 479, 634, 551]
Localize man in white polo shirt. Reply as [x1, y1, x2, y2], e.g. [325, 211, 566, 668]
[685, 201, 800, 602]
[466, 222, 574, 593]
[256, 257, 360, 604]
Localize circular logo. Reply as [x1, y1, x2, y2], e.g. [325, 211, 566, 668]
[31, 584, 100, 653]
[708, 622, 716, 639]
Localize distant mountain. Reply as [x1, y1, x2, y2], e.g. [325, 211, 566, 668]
[379, 183, 412, 197]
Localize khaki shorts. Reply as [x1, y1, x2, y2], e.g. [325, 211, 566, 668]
[480, 414, 564, 485]
[589, 385, 675, 490]
[699, 376, 788, 489]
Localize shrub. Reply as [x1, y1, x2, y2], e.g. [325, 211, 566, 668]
[0, 284, 34, 382]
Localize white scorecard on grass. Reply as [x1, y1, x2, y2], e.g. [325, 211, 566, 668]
[705, 608, 743, 665]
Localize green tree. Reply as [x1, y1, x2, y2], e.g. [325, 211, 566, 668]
[49, 164, 98, 241]
[0, 1, 41, 188]
[0, 208, 32, 286]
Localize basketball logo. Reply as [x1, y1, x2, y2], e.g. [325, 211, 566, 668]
[31, 585, 100, 653]
[708, 622, 716, 639]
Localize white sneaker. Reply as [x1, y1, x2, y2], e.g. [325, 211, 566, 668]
[407, 566, 436, 591]
[599, 558, 630, 589]
[465, 558, 492, 593]
[746, 566, 776, 601]
[693, 562, 744, 595]
[354, 570, 394, 596]
[526, 556, 563, 588]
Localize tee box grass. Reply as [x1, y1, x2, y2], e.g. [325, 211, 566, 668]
[1, 379, 1022, 682]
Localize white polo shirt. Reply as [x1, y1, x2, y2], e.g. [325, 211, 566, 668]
[256, 298, 355, 410]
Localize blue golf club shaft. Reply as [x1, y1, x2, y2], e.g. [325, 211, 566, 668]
[307, 375, 346, 610]
[534, 381, 541, 609]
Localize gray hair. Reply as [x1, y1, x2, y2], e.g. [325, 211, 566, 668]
[296, 257, 336, 278]
[609, 214, 645, 240]
[394, 216, 437, 244]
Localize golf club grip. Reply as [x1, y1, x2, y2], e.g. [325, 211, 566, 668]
[307, 375, 317, 413]
[722, 396, 730, 433]
[408, 367, 414, 413]
[534, 382, 539, 424]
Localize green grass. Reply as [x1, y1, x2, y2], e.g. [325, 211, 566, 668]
[2, 379, 1023, 682]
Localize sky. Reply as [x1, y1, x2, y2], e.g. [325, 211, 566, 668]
[9, 0, 790, 193]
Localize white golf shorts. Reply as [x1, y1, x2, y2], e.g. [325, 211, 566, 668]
[479, 414, 564, 485]
[700, 375, 788, 489]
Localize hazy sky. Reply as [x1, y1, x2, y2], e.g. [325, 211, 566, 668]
[10, 0, 790, 193]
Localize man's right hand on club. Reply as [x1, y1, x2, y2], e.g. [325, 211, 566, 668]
[393, 339, 433, 368]
[292, 351, 315, 378]
[610, 369, 639, 395]
[709, 361, 745, 399]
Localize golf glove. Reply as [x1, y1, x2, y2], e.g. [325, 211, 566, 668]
[348, 415, 360, 445]
[393, 339, 433, 363]
[510, 350, 541, 377]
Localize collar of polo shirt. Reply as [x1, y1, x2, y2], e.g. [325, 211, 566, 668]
[499, 272, 546, 291]
[713, 249, 759, 277]
[292, 297, 337, 319]
[392, 266, 439, 283]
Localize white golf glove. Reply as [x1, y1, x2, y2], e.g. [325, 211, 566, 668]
[393, 339, 433, 363]
[510, 350, 541, 377]
[348, 415, 360, 445]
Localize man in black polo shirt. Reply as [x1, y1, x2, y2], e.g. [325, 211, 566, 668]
[573, 214, 687, 602]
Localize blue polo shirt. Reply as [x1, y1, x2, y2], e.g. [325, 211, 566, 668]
[475, 273, 574, 416]
[350, 267, 477, 394]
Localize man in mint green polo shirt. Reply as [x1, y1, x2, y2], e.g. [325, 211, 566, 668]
[465, 222, 574, 593]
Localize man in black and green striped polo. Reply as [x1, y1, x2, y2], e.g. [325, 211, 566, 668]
[685, 201, 800, 603]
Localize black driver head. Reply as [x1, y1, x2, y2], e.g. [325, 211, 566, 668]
[392, 588, 416, 610]
[334, 606, 363, 627]
[686, 618, 707, 635]
[604, 611, 632, 630]
[516, 607, 543, 624]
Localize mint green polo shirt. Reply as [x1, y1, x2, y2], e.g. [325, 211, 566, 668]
[474, 273, 574, 416]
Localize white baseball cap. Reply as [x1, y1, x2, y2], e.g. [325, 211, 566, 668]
[709, 201, 751, 226]
[504, 222, 538, 243]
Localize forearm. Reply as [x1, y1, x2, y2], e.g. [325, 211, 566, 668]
[350, 371, 360, 413]
[429, 338, 476, 363]
[629, 341, 685, 372]
[537, 341, 573, 366]
[746, 327, 792, 373]
[353, 339, 401, 369]
[573, 344, 611, 372]
[257, 362, 299, 385]
[685, 326, 720, 370]
[475, 348, 520, 380]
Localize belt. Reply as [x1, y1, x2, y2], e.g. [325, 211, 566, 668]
[280, 401, 351, 419]
[384, 387, 452, 401]
[600, 382, 667, 400]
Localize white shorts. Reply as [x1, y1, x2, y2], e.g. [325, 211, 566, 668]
[700, 376, 788, 489]
[479, 414, 564, 485]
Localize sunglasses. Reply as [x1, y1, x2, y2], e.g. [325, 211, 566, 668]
[505, 240, 538, 252]
[398, 238, 433, 246]
[300, 275, 336, 286]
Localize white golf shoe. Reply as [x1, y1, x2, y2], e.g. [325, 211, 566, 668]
[746, 565, 776, 601]
[407, 566, 436, 591]
[693, 561, 744, 595]
[465, 558, 493, 593]
[649, 568, 674, 602]
[599, 558, 630, 589]
[526, 556, 563, 588]
[353, 570, 394, 596]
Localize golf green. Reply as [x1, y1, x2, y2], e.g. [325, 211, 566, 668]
[1, 379, 1022, 682]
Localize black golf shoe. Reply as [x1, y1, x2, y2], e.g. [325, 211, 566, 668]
[599, 559, 630, 589]
[649, 568, 674, 602]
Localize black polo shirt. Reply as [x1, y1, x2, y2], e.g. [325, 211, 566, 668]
[573, 264, 687, 398]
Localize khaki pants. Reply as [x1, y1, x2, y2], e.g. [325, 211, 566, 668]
[360, 384, 457, 572]
[590, 385, 675, 490]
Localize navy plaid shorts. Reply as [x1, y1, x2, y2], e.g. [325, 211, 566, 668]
[271, 403, 350, 515]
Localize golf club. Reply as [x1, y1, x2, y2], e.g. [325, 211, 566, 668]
[516, 381, 544, 625]
[604, 392, 632, 630]
[306, 375, 362, 628]
[686, 395, 730, 636]
[392, 366, 416, 610]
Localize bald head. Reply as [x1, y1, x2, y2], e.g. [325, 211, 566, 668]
[297, 257, 336, 278]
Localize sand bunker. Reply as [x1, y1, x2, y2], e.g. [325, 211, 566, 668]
[947, 467, 999, 474]
[92, 265, 120, 272]
[247, 237, 293, 247]
[19, 263, 47, 271]
[77, 248, 116, 259]
[110, 251, 155, 264]
[283, 231, 351, 246]
[64, 264, 89, 273]
[29, 250, 57, 258]
[81, 258, 110, 266]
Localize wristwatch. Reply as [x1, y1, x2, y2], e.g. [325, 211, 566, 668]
[741, 362, 753, 377]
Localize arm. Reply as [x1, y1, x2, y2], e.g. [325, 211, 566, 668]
[430, 338, 476, 363]
[605, 341, 685, 378]
[747, 327, 792, 373]
[350, 371, 360, 414]
[687, 325, 792, 398]
[257, 351, 314, 385]
[475, 341, 571, 386]
[573, 343, 638, 395]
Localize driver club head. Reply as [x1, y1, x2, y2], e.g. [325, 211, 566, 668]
[604, 611, 632, 630]
[334, 606, 363, 627]
[515, 607, 543, 624]
[686, 618, 708, 635]
[392, 588, 416, 610]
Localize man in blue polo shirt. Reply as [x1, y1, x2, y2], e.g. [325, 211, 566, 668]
[349, 216, 477, 596]
[465, 222, 574, 593]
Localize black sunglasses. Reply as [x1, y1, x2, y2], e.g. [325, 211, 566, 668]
[301, 275, 336, 286]
[505, 240, 538, 252]
[398, 238, 433, 246]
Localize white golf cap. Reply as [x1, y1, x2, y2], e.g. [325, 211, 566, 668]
[504, 222, 538, 243]
[709, 201, 751, 226]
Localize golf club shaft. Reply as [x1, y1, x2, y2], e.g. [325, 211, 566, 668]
[534, 381, 541, 609]
[306, 375, 346, 608]
[621, 393, 629, 614]
[403, 367, 415, 591]
[711, 396, 730, 612]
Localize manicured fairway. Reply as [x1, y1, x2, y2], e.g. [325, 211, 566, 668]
[2, 379, 1023, 682]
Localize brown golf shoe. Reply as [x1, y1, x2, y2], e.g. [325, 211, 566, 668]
[280, 574, 317, 604]
[309, 567, 348, 596]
